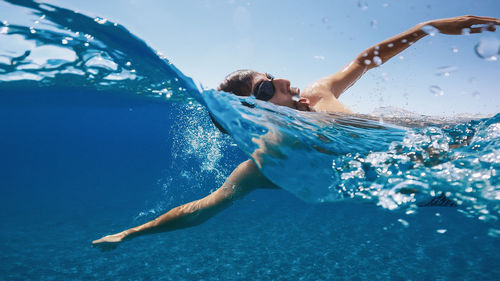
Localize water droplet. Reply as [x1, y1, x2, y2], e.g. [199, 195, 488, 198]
[387, 43, 394, 48]
[401, 39, 407, 43]
[474, 36, 500, 61]
[373, 56, 382, 66]
[435, 66, 458, 77]
[364, 59, 371, 65]
[61, 39, 68, 45]
[429, 85, 444, 96]
[358, 0, 368, 10]
[29, 27, 36, 34]
[370, 19, 377, 28]
[421, 25, 438, 36]
[374, 50, 379, 55]
[436, 229, 447, 234]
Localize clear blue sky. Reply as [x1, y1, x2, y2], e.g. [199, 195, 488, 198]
[6, 0, 500, 115]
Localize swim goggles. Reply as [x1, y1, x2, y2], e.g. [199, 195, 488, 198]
[252, 73, 275, 101]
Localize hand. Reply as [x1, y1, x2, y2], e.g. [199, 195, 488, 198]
[422, 15, 499, 35]
[92, 231, 127, 251]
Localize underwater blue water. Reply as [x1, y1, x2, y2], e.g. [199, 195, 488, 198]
[1, 0, 499, 280]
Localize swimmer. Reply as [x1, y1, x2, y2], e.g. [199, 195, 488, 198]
[92, 15, 499, 250]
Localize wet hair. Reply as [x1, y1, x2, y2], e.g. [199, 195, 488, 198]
[217, 69, 258, 96]
[210, 69, 258, 134]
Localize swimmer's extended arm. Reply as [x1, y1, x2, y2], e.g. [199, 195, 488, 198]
[307, 15, 499, 99]
[92, 160, 277, 250]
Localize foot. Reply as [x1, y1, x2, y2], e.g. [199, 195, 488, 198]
[92, 232, 126, 251]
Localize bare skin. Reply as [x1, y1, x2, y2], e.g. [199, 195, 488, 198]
[93, 15, 499, 250]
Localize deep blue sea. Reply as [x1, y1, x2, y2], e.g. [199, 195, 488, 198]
[1, 1, 499, 280]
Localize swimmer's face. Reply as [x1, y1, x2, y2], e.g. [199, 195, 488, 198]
[250, 72, 310, 111]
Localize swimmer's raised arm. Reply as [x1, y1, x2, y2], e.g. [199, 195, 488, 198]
[307, 15, 499, 100]
[92, 160, 277, 250]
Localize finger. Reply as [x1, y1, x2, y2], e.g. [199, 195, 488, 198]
[469, 24, 497, 33]
[469, 27, 483, 34]
[476, 16, 500, 24]
[468, 17, 500, 25]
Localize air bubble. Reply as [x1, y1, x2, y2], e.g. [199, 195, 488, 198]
[370, 19, 377, 28]
[397, 218, 409, 228]
[401, 39, 407, 43]
[429, 85, 444, 96]
[421, 25, 438, 36]
[387, 43, 394, 48]
[364, 59, 371, 65]
[436, 229, 447, 234]
[474, 36, 500, 61]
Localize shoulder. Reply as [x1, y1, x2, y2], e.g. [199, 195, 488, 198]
[302, 81, 353, 114]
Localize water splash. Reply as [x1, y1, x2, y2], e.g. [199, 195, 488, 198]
[202, 88, 500, 221]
